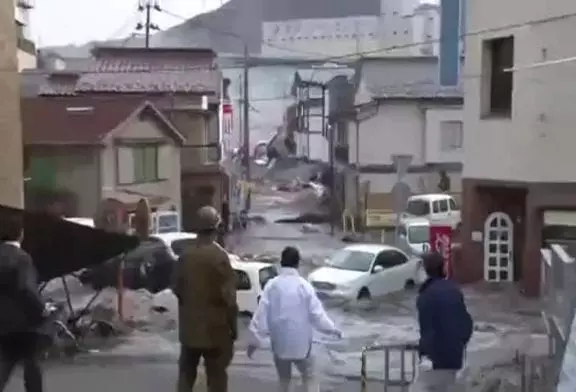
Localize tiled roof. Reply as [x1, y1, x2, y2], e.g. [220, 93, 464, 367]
[371, 82, 463, 100]
[35, 48, 221, 95]
[75, 69, 219, 93]
[38, 74, 80, 96]
[21, 97, 180, 145]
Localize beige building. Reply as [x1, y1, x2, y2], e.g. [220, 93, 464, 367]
[458, 0, 576, 295]
[21, 97, 183, 217]
[0, 0, 24, 207]
[31, 47, 224, 230]
[15, 0, 36, 70]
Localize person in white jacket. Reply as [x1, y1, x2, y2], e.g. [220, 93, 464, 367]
[247, 246, 342, 392]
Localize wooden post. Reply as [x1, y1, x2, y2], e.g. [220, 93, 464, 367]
[117, 257, 124, 322]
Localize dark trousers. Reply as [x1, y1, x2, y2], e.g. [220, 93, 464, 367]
[0, 333, 43, 392]
[178, 344, 233, 392]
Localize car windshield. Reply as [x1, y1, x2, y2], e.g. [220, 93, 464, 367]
[170, 238, 196, 257]
[259, 266, 278, 289]
[326, 249, 375, 272]
[408, 226, 429, 243]
[405, 200, 430, 216]
[158, 215, 179, 233]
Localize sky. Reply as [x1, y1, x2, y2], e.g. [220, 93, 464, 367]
[30, 0, 225, 47]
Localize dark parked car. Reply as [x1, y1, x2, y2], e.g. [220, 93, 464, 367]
[79, 239, 175, 293]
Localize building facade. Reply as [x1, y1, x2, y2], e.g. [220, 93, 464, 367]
[459, 0, 576, 295]
[22, 98, 183, 217]
[0, 0, 24, 207]
[347, 85, 463, 213]
[261, 1, 440, 58]
[15, 0, 36, 70]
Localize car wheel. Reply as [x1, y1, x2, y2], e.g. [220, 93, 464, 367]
[357, 287, 371, 300]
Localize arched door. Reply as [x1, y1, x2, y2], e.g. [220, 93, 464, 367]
[484, 212, 514, 282]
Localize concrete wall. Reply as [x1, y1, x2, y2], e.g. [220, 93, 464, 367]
[424, 106, 464, 163]
[17, 48, 36, 71]
[0, 0, 23, 207]
[348, 100, 463, 166]
[463, 0, 576, 182]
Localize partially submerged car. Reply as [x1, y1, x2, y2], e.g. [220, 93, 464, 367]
[79, 230, 278, 314]
[307, 244, 423, 301]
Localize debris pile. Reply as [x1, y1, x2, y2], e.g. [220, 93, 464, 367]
[89, 288, 179, 333]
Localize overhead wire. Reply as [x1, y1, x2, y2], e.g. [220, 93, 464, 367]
[23, 7, 576, 102]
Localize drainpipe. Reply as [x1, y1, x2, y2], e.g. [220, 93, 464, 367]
[355, 116, 360, 225]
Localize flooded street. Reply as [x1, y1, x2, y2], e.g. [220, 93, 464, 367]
[225, 185, 547, 387]
[34, 184, 547, 391]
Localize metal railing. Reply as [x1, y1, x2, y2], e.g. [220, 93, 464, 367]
[537, 243, 576, 390]
[360, 343, 419, 392]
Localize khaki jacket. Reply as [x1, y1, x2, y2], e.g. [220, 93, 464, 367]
[172, 239, 238, 348]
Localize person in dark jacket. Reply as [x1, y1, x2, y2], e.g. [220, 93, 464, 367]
[0, 213, 47, 392]
[411, 252, 473, 392]
[172, 205, 238, 392]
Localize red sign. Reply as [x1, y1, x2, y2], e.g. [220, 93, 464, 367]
[221, 103, 233, 135]
[429, 225, 453, 278]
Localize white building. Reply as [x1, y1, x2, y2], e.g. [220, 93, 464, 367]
[458, 0, 576, 295]
[347, 83, 463, 211]
[261, 1, 440, 58]
[340, 56, 462, 212]
[14, 0, 36, 70]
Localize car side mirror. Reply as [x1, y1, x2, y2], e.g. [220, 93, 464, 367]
[399, 233, 406, 240]
[372, 265, 384, 273]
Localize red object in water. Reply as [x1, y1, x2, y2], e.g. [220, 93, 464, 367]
[429, 225, 453, 278]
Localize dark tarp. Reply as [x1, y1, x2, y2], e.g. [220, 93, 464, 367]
[0, 205, 140, 282]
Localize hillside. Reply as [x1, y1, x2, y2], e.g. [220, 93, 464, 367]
[41, 0, 380, 58]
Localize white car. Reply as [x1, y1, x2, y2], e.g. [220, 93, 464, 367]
[231, 260, 278, 315]
[152, 232, 277, 315]
[151, 232, 197, 260]
[307, 244, 423, 301]
[64, 217, 95, 227]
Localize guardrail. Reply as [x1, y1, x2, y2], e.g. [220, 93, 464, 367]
[360, 343, 419, 392]
[539, 243, 576, 389]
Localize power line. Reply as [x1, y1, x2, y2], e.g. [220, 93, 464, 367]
[137, 0, 162, 48]
[105, 7, 142, 42]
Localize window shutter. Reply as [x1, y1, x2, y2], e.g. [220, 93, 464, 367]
[157, 144, 172, 180]
[117, 147, 135, 184]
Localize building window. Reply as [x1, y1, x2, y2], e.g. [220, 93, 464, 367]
[484, 36, 514, 116]
[440, 121, 463, 151]
[117, 144, 170, 184]
[133, 146, 158, 182]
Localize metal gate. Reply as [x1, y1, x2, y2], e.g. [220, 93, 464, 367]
[360, 343, 419, 392]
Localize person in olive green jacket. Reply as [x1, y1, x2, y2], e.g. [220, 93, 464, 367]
[172, 206, 238, 392]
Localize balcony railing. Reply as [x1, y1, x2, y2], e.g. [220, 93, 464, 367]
[181, 144, 221, 171]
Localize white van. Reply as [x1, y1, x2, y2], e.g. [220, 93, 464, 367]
[231, 260, 278, 315]
[401, 194, 460, 228]
[398, 218, 430, 255]
[128, 210, 181, 235]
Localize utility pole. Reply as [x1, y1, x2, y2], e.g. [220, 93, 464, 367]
[137, 0, 160, 48]
[242, 44, 251, 210]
